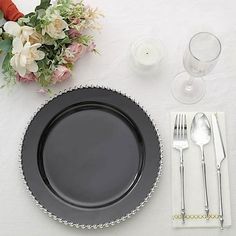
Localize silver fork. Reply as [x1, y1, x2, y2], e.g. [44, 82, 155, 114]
[173, 114, 189, 224]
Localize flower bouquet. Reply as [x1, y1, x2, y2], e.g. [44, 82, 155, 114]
[0, 0, 102, 92]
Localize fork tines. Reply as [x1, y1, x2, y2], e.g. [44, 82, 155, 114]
[174, 114, 187, 140]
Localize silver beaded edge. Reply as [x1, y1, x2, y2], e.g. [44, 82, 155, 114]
[18, 85, 164, 230]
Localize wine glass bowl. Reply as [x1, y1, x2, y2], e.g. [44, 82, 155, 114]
[184, 32, 221, 77]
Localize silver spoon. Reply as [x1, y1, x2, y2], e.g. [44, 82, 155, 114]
[191, 112, 211, 218]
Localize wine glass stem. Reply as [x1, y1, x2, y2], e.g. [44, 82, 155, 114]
[185, 76, 194, 92]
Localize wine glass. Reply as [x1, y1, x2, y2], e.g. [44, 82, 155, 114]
[172, 32, 221, 104]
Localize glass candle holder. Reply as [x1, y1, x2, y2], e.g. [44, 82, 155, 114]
[130, 37, 164, 74]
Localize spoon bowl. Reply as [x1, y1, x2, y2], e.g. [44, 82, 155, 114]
[191, 113, 211, 147]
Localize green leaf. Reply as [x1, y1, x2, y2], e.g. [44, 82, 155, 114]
[0, 10, 3, 19]
[59, 36, 71, 45]
[24, 12, 35, 19]
[35, 0, 51, 11]
[77, 35, 93, 45]
[29, 14, 38, 27]
[37, 9, 46, 18]
[2, 52, 13, 73]
[54, 36, 72, 49]
[0, 39, 12, 53]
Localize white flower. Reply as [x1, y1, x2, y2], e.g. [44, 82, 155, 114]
[4, 21, 34, 43]
[42, 11, 68, 39]
[10, 38, 45, 76]
[51, 0, 58, 5]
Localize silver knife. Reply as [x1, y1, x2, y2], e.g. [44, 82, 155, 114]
[212, 113, 226, 229]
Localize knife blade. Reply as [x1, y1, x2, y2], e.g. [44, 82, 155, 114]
[212, 113, 226, 168]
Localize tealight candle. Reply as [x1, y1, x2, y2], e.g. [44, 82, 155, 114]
[130, 38, 164, 73]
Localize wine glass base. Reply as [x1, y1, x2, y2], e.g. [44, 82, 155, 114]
[171, 72, 206, 104]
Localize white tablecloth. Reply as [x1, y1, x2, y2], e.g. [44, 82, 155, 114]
[0, 0, 236, 235]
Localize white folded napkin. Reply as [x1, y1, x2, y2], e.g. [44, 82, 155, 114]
[171, 112, 231, 228]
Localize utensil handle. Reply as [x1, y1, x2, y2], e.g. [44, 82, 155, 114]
[201, 147, 209, 218]
[201, 160, 209, 218]
[217, 167, 224, 229]
[180, 150, 185, 223]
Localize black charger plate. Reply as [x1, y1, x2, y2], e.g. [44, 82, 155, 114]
[21, 87, 162, 228]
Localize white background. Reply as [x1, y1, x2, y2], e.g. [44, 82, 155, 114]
[0, 0, 236, 235]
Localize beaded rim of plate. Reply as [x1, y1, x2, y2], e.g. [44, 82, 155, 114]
[19, 85, 164, 229]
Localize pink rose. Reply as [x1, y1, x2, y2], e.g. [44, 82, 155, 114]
[16, 73, 37, 83]
[68, 28, 81, 39]
[52, 65, 71, 84]
[87, 42, 96, 52]
[64, 43, 87, 63]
